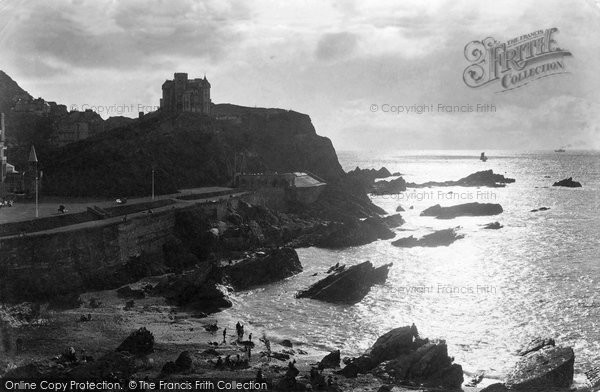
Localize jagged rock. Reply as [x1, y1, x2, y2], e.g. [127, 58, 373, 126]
[517, 337, 555, 356]
[280, 339, 293, 348]
[483, 222, 503, 229]
[318, 350, 341, 370]
[586, 366, 600, 389]
[296, 261, 391, 304]
[391, 228, 464, 248]
[552, 177, 582, 187]
[530, 207, 550, 212]
[381, 214, 405, 228]
[221, 247, 303, 290]
[371, 177, 408, 195]
[421, 202, 503, 219]
[152, 265, 231, 313]
[369, 325, 419, 365]
[506, 346, 574, 390]
[347, 166, 392, 180]
[116, 327, 154, 356]
[315, 217, 395, 248]
[342, 325, 463, 389]
[407, 170, 515, 188]
[396, 205, 405, 212]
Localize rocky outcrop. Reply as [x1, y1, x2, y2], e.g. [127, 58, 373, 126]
[371, 177, 408, 195]
[421, 202, 503, 219]
[318, 350, 341, 370]
[221, 247, 303, 290]
[407, 170, 515, 188]
[391, 228, 464, 248]
[116, 327, 155, 356]
[340, 325, 464, 389]
[517, 337, 555, 356]
[530, 207, 550, 212]
[396, 205, 405, 212]
[381, 214, 405, 229]
[296, 261, 391, 304]
[314, 217, 395, 248]
[347, 167, 392, 180]
[552, 177, 582, 188]
[506, 346, 574, 390]
[152, 265, 232, 313]
[483, 222, 503, 229]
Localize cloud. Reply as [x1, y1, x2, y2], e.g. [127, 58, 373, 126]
[0, 0, 598, 150]
[316, 32, 358, 61]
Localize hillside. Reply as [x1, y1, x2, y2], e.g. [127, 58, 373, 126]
[40, 105, 345, 197]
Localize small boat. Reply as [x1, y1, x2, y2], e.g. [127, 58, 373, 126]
[480, 152, 488, 162]
[554, 148, 566, 152]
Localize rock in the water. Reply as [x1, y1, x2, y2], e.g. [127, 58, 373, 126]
[552, 177, 582, 187]
[391, 228, 464, 248]
[344, 325, 463, 389]
[347, 166, 392, 180]
[483, 221, 503, 229]
[371, 177, 408, 195]
[530, 207, 550, 212]
[296, 261, 391, 304]
[221, 247, 303, 290]
[116, 327, 154, 356]
[369, 325, 419, 364]
[517, 337, 555, 356]
[316, 217, 395, 248]
[506, 346, 574, 390]
[280, 339, 294, 348]
[318, 350, 341, 369]
[381, 213, 405, 228]
[407, 170, 515, 188]
[421, 202, 503, 219]
[396, 205, 405, 212]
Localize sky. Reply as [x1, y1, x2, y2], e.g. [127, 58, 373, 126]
[1, 0, 599, 151]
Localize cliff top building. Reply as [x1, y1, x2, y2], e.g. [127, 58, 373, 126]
[160, 73, 212, 115]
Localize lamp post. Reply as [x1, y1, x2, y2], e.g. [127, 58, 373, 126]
[28, 145, 39, 217]
[151, 166, 155, 201]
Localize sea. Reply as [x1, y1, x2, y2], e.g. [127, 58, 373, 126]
[221, 150, 600, 386]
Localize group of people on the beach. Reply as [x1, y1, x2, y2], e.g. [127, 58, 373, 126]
[0, 198, 14, 208]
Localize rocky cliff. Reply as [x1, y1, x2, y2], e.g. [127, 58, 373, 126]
[40, 105, 344, 197]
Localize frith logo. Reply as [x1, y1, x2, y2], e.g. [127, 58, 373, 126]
[463, 28, 572, 91]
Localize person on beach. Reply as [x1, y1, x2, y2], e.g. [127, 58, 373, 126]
[248, 333, 252, 341]
[222, 328, 227, 343]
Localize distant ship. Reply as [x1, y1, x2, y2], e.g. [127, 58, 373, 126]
[554, 148, 566, 152]
[480, 152, 488, 162]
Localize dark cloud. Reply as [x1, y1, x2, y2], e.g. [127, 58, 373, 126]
[315, 32, 358, 61]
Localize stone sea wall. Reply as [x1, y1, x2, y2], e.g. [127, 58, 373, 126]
[0, 199, 236, 302]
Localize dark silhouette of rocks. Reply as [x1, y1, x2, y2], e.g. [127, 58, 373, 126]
[517, 337, 555, 356]
[530, 207, 550, 212]
[421, 202, 503, 219]
[396, 205, 405, 212]
[116, 327, 155, 356]
[371, 177, 407, 195]
[391, 228, 464, 248]
[483, 222, 503, 229]
[318, 350, 341, 370]
[407, 170, 515, 188]
[221, 247, 302, 290]
[162, 351, 193, 374]
[347, 166, 392, 179]
[339, 325, 464, 389]
[506, 346, 574, 390]
[296, 261, 391, 304]
[152, 266, 232, 313]
[553, 177, 582, 187]
[381, 213, 405, 228]
[483, 339, 575, 392]
[314, 216, 396, 248]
